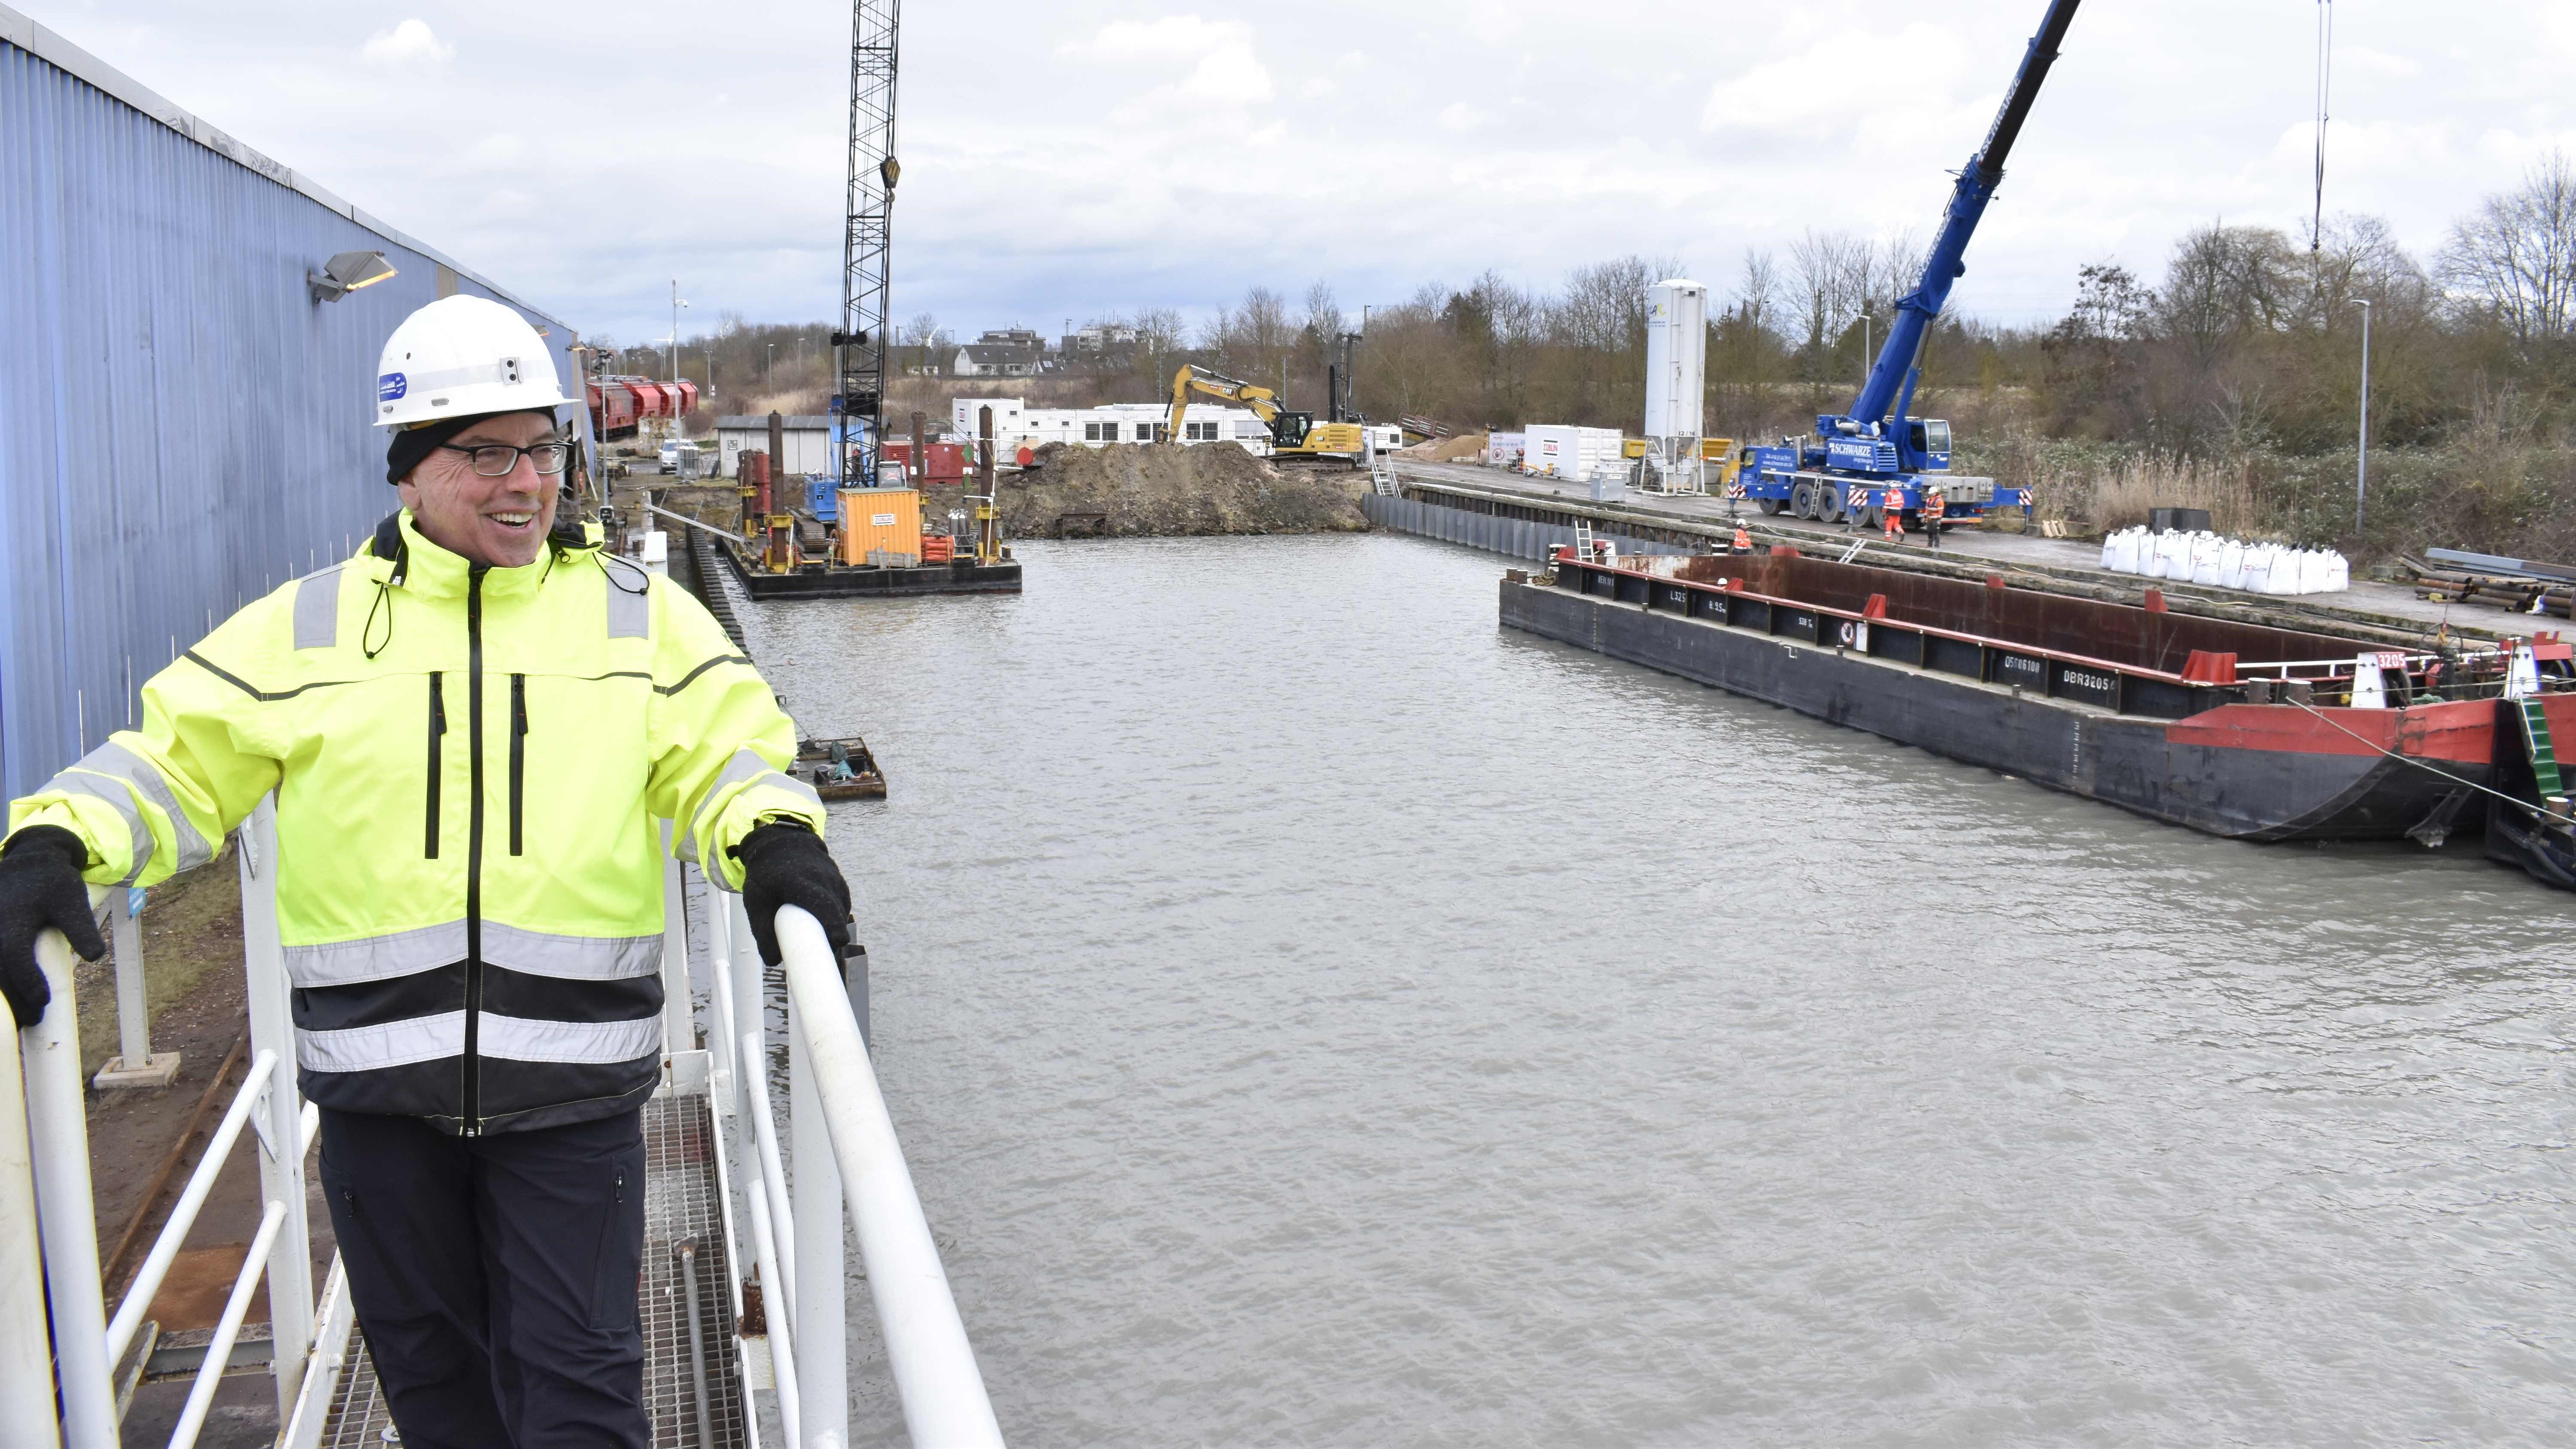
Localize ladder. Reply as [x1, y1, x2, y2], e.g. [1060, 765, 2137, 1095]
[1370, 466, 1398, 496]
[1573, 519, 1596, 561]
[2517, 697, 2564, 799]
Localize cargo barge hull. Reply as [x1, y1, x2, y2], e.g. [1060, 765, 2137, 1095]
[1501, 555, 2575, 845]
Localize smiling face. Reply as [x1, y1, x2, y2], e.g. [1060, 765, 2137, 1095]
[395, 411, 561, 568]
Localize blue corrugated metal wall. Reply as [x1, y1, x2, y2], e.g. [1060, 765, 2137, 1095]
[0, 36, 581, 798]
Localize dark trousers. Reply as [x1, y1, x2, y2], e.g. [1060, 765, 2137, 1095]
[318, 1107, 649, 1449]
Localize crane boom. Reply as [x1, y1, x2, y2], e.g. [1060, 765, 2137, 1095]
[1838, 0, 2080, 447]
[835, 0, 899, 489]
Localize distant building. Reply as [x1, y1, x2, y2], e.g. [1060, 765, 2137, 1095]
[951, 342, 1039, 377]
[715, 415, 837, 477]
[975, 327, 1045, 350]
[1059, 324, 1139, 371]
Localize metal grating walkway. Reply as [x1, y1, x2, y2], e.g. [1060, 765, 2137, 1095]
[316, 1093, 748, 1447]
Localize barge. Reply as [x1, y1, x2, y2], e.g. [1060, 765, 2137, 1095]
[718, 540, 1022, 600]
[1506, 549, 2576, 879]
[795, 735, 887, 800]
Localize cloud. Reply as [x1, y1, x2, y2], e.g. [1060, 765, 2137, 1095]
[1177, 43, 1272, 103]
[40, 0, 2576, 343]
[1057, 15, 1242, 64]
[1060, 15, 1273, 118]
[1702, 24, 1967, 137]
[360, 18, 453, 67]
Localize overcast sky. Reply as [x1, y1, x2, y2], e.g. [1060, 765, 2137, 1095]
[32, 1, 2576, 346]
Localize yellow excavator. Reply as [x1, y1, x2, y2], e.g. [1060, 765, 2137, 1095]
[1167, 364, 1370, 466]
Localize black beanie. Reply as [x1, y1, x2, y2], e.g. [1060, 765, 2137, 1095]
[385, 410, 560, 485]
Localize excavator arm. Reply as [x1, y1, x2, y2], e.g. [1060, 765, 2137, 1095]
[1167, 364, 1279, 442]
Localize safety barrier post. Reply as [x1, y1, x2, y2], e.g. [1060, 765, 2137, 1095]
[0, 980, 61, 1449]
[660, 825, 695, 1059]
[774, 906, 1003, 1447]
[789, 978, 848, 1448]
[238, 796, 315, 1416]
[727, 894, 762, 1106]
[702, 872, 735, 1109]
[93, 888, 178, 1090]
[26, 920, 115, 1443]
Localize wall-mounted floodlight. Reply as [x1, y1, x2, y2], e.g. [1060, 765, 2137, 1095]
[308, 250, 397, 303]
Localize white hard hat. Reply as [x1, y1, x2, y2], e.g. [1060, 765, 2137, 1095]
[374, 295, 574, 428]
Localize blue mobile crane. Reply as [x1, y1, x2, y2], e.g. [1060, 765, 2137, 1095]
[1738, 0, 2080, 529]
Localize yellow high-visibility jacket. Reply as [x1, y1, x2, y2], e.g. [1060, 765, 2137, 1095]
[6, 512, 823, 1133]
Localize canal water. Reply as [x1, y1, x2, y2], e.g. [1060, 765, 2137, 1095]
[740, 534, 2576, 1446]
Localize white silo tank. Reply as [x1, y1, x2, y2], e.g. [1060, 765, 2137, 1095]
[1643, 279, 1707, 440]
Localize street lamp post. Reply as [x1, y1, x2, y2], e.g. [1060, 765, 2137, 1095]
[2354, 298, 2372, 535]
[669, 279, 690, 442]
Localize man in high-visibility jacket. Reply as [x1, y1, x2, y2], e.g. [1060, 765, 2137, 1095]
[0, 296, 851, 1448]
[1923, 485, 1948, 549]
[1732, 522, 1753, 555]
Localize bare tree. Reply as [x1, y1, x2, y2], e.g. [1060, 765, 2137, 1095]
[1872, 228, 1925, 314]
[1789, 229, 1867, 352]
[1132, 306, 1187, 385]
[1734, 248, 1779, 337]
[2440, 149, 2576, 350]
[1302, 281, 1343, 341]
[904, 312, 941, 375]
[1239, 286, 1291, 372]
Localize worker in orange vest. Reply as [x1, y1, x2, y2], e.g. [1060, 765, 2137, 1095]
[1922, 485, 1947, 549]
[1732, 522, 1753, 555]
[1881, 488, 1905, 543]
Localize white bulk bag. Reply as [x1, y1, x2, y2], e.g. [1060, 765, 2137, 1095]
[2240, 544, 2274, 594]
[2189, 533, 2224, 586]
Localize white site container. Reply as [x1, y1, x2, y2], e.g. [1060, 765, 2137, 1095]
[950, 397, 1027, 438]
[1522, 425, 1624, 484]
[1487, 431, 1526, 468]
[1643, 279, 1707, 441]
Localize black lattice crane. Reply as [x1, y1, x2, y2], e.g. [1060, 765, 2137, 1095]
[833, 0, 899, 490]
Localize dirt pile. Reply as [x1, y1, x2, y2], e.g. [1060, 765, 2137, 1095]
[1000, 443, 1368, 537]
[1399, 432, 1487, 462]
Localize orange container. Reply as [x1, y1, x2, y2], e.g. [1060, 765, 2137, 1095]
[835, 488, 923, 565]
[920, 535, 955, 563]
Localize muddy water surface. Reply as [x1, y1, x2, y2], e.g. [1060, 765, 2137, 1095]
[743, 534, 2576, 1446]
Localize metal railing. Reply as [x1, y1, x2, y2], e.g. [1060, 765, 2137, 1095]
[6, 787, 1002, 1447]
[698, 875, 1003, 1447]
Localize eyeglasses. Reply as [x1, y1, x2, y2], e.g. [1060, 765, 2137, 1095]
[438, 440, 574, 477]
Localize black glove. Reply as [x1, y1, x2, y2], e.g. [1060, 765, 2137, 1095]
[0, 826, 107, 1028]
[730, 821, 853, 968]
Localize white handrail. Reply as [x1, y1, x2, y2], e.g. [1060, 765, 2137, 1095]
[740, 1030, 800, 1324]
[705, 895, 800, 1446]
[0, 963, 58, 1449]
[29, 923, 118, 1445]
[167, 1199, 288, 1449]
[107, 1050, 282, 1361]
[773, 905, 1004, 1447]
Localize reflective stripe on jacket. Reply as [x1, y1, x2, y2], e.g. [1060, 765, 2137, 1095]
[6, 511, 823, 1133]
